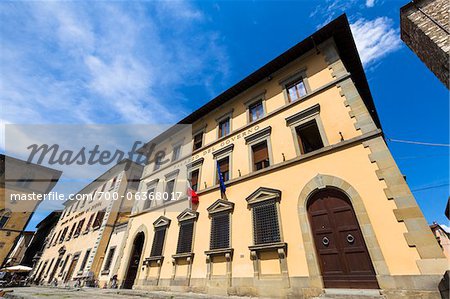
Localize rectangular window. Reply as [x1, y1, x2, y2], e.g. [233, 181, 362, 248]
[249, 100, 264, 122]
[150, 227, 167, 257]
[93, 209, 106, 229]
[144, 188, 155, 210]
[176, 220, 194, 254]
[287, 79, 307, 102]
[193, 132, 203, 151]
[216, 157, 230, 183]
[154, 154, 163, 171]
[218, 118, 230, 138]
[74, 219, 85, 237]
[252, 200, 281, 245]
[190, 169, 199, 192]
[252, 141, 270, 171]
[165, 180, 175, 198]
[296, 120, 324, 154]
[79, 249, 91, 271]
[129, 175, 140, 190]
[210, 213, 230, 250]
[59, 227, 68, 243]
[85, 214, 94, 233]
[103, 247, 116, 271]
[172, 144, 182, 161]
[67, 223, 77, 240]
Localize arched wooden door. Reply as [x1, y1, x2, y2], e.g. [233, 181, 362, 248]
[123, 232, 145, 289]
[307, 189, 378, 289]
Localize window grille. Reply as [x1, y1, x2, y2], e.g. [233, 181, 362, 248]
[210, 212, 230, 250]
[176, 220, 194, 254]
[150, 227, 167, 257]
[252, 199, 281, 244]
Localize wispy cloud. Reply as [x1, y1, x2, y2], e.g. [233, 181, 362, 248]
[366, 0, 376, 8]
[0, 1, 229, 150]
[350, 17, 402, 66]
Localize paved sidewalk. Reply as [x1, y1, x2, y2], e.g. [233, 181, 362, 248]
[1, 287, 259, 299]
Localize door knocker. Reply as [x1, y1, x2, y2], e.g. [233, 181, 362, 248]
[346, 234, 355, 244]
[322, 236, 330, 246]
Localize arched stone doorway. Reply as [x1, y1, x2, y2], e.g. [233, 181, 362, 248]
[123, 232, 145, 289]
[307, 188, 378, 289]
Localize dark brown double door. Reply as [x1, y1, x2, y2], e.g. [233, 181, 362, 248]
[308, 189, 378, 289]
[123, 232, 145, 289]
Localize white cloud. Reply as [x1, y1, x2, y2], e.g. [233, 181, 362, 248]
[441, 224, 450, 233]
[366, 0, 376, 7]
[350, 17, 402, 66]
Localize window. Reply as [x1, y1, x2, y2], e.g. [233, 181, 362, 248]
[67, 223, 77, 240]
[85, 214, 95, 233]
[59, 227, 68, 243]
[249, 100, 264, 122]
[218, 118, 230, 138]
[172, 144, 182, 161]
[0, 209, 11, 228]
[210, 213, 230, 250]
[53, 231, 61, 246]
[193, 132, 203, 151]
[154, 154, 163, 171]
[103, 247, 116, 271]
[216, 157, 230, 183]
[252, 199, 281, 245]
[296, 120, 324, 154]
[287, 79, 307, 102]
[79, 249, 91, 271]
[110, 176, 118, 189]
[74, 219, 85, 237]
[150, 227, 167, 257]
[144, 187, 155, 210]
[252, 141, 270, 171]
[176, 220, 194, 254]
[93, 209, 106, 229]
[129, 175, 140, 190]
[165, 180, 175, 198]
[189, 169, 199, 192]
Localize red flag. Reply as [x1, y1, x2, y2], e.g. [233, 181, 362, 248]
[187, 182, 199, 205]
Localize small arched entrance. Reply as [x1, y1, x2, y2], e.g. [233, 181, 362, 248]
[123, 232, 145, 289]
[307, 188, 378, 289]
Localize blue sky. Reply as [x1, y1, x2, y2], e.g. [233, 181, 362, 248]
[0, 0, 448, 230]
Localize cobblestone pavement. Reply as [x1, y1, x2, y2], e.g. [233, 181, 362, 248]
[1, 287, 260, 299]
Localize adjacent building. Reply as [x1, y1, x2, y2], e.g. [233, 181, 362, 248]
[102, 14, 447, 298]
[430, 222, 450, 261]
[33, 160, 142, 286]
[0, 154, 62, 268]
[400, 0, 450, 89]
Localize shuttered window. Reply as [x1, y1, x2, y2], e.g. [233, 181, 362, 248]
[210, 213, 230, 250]
[176, 220, 194, 254]
[150, 227, 167, 257]
[296, 120, 324, 154]
[252, 199, 281, 245]
[103, 247, 116, 271]
[193, 132, 203, 150]
[217, 157, 230, 183]
[190, 169, 199, 192]
[93, 209, 106, 229]
[252, 141, 270, 171]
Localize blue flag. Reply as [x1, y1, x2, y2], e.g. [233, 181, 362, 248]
[216, 160, 227, 195]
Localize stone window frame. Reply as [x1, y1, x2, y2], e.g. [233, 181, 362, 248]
[171, 209, 199, 285]
[215, 109, 234, 139]
[192, 125, 207, 152]
[205, 199, 235, 284]
[212, 144, 234, 185]
[187, 158, 204, 192]
[244, 90, 267, 124]
[278, 67, 312, 104]
[171, 139, 184, 162]
[285, 103, 329, 156]
[143, 178, 159, 211]
[244, 126, 274, 173]
[164, 169, 180, 201]
[246, 187, 289, 283]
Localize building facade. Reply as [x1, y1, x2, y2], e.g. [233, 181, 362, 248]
[0, 154, 62, 268]
[33, 160, 142, 286]
[430, 222, 450, 261]
[104, 15, 446, 298]
[400, 0, 450, 89]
